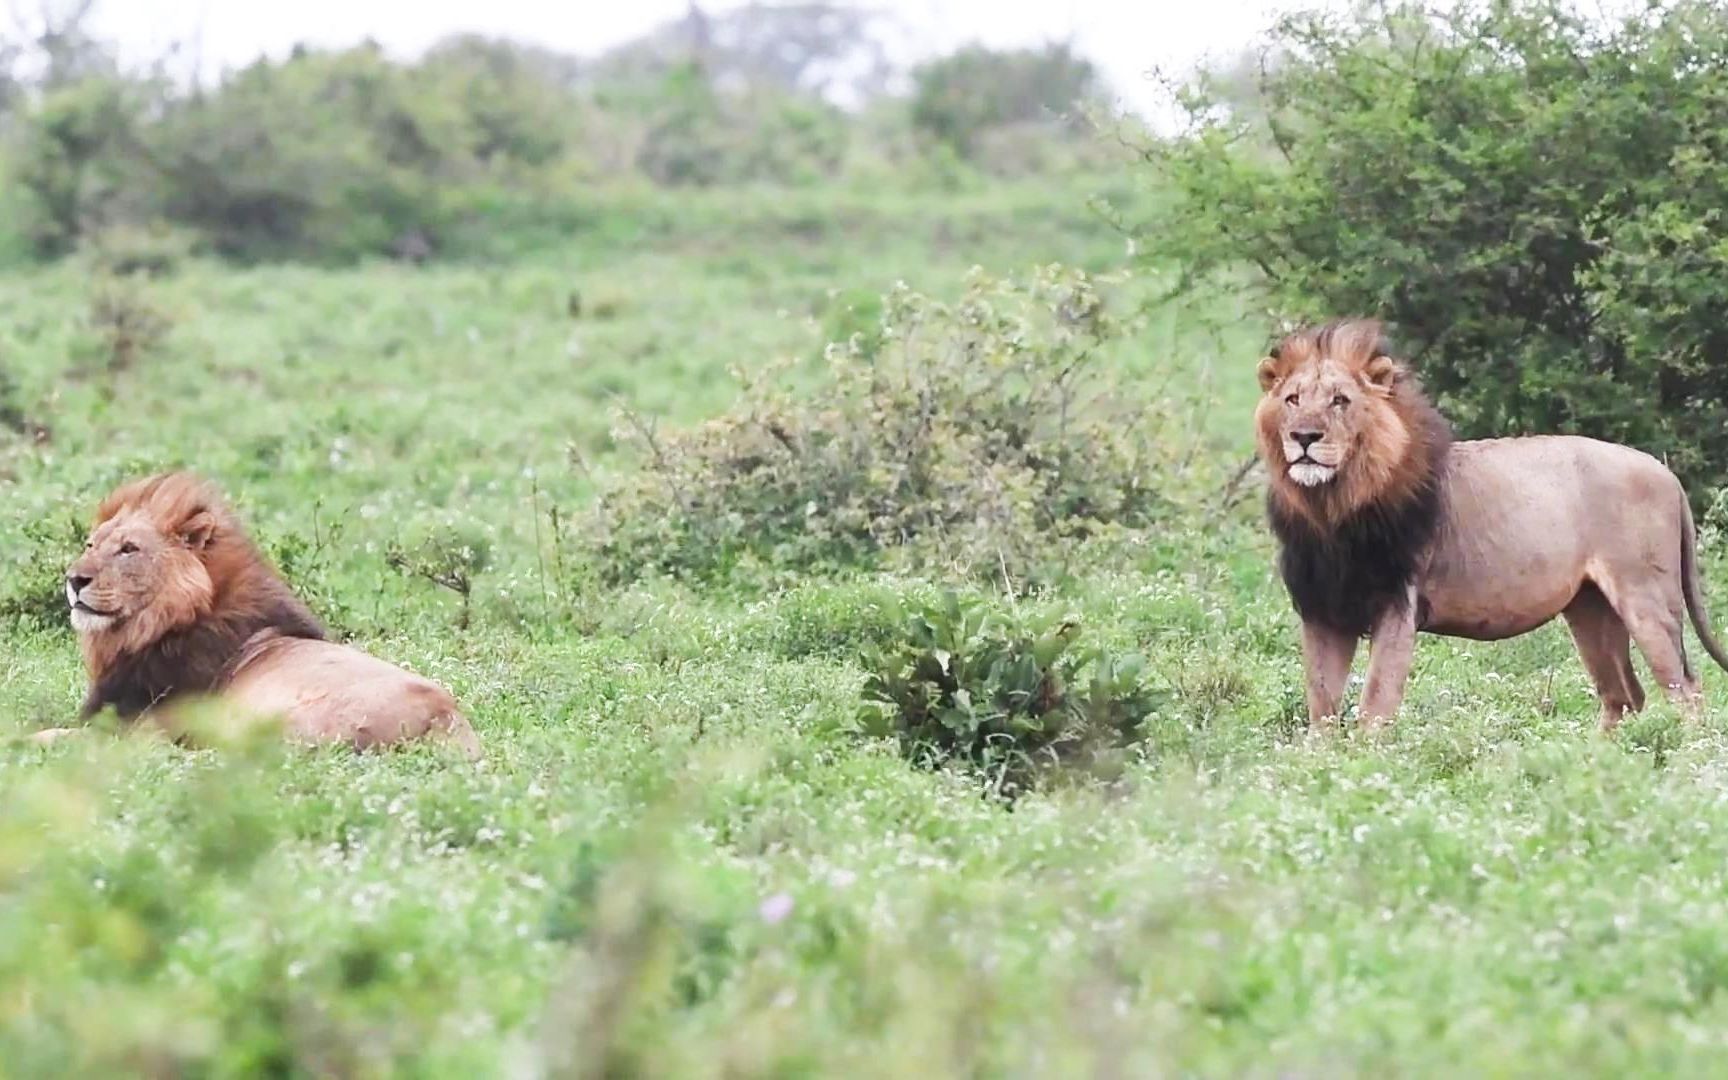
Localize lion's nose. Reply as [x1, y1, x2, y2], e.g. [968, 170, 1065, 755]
[1291, 431, 1323, 450]
[67, 574, 92, 594]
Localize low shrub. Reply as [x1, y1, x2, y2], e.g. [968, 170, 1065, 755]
[736, 578, 931, 660]
[591, 264, 1172, 590]
[386, 526, 493, 631]
[79, 221, 196, 277]
[84, 273, 171, 375]
[11, 77, 147, 258]
[0, 364, 51, 444]
[856, 592, 1165, 798]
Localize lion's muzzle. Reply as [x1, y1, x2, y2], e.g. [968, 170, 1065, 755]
[66, 575, 117, 632]
[1282, 430, 1342, 487]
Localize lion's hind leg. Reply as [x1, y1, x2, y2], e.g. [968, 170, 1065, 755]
[1591, 572, 1701, 718]
[1563, 584, 1645, 731]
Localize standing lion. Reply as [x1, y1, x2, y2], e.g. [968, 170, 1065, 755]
[57, 471, 481, 755]
[1255, 319, 1728, 731]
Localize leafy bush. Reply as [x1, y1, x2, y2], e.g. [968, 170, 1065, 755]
[418, 34, 582, 169]
[0, 364, 50, 445]
[148, 46, 468, 261]
[5, 40, 586, 262]
[591, 265, 1172, 588]
[856, 593, 1163, 797]
[0, 22, 1109, 263]
[1144, 0, 1728, 497]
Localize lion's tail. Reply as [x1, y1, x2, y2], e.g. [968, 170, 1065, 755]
[445, 715, 487, 756]
[437, 712, 485, 760]
[1681, 494, 1728, 676]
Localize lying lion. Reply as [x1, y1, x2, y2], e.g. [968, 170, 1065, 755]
[1257, 318, 1728, 731]
[40, 472, 481, 755]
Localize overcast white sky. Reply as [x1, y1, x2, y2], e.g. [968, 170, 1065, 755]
[88, 0, 1300, 113]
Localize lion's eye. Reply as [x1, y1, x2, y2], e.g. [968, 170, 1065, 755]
[1284, 393, 1299, 406]
[118, 541, 139, 556]
[1332, 394, 1350, 407]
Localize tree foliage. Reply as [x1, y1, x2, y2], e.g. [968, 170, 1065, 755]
[1146, 0, 1728, 497]
[910, 43, 1102, 160]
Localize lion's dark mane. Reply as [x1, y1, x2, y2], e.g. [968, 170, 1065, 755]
[1268, 464, 1447, 637]
[81, 596, 325, 720]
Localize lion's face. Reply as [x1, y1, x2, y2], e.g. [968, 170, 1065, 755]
[1254, 357, 1400, 488]
[1256, 332, 1412, 496]
[66, 508, 215, 637]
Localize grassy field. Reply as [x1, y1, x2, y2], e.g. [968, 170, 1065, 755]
[4, 176, 1728, 1077]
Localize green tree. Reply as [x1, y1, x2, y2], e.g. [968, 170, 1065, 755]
[419, 35, 582, 169]
[910, 43, 1101, 159]
[13, 77, 145, 255]
[147, 45, 468, 260]
[1145, 0, 1728, 499]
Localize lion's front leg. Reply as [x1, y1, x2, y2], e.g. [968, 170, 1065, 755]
[1302, 620, 1357, 731]
[1359, 586, 1419, 730]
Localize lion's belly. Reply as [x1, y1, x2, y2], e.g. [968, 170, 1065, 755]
[1419, 534, 1584, 639]
[1420, 589, 1577, 641]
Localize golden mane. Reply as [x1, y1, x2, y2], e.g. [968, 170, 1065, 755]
[76, 472, 325, 720]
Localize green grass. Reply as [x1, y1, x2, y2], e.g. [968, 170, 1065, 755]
[3, 178, 1728, 1076]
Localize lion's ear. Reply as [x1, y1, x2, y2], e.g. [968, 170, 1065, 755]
[1364, 354, 1403, 389]
[178, 511, 217, 552]
[1257, 357, 1281, 392]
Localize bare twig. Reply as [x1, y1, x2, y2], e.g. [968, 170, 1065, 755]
[1218, 454, 1263, 515]
[761, 416, 799, 455]
[618, 406, 696, 517]
[565, 440, 597, 482]
[549, 502, 568, 607]
[386, 550, 473, 630]
[530, 474, 549, 609]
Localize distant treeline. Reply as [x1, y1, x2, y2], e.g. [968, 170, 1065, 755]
[0, 3, 1120, 263]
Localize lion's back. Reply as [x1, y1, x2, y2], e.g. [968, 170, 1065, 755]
[1445, 435, 1682, 529]
[226, 636, 481, 757]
